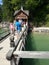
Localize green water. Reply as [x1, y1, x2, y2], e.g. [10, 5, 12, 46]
[22, 59, 49, 65]
[26, 33, 49, 51]
[0, 28, 9, 39]
[0, 28, 5, 33]
[21, 33, 49, 65]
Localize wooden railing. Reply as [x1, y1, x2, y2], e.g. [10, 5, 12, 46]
[6, 25, 28, 65]
[6, 24, 49, 65]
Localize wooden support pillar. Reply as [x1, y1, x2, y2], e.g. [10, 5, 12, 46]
[22, 33, 25, 51]
[10, 56, 16, 65]
[15, 57, 20, 65]
[23, 38, 25, 50]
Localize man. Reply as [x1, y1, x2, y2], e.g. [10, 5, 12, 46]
[19, 19, 22, 24]
[15, 19, 22, 38]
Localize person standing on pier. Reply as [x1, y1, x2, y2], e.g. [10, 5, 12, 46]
[10, 23, 14, 34]
[15, 19, 22, 38]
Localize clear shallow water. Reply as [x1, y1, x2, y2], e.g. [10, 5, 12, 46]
[20, 33, 49, 65]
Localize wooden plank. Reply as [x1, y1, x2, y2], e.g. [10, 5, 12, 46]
[0, 36, 10, 65]
[14, 51, 49, 59]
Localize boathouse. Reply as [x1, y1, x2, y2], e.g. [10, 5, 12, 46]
[14, 7, 29, 23]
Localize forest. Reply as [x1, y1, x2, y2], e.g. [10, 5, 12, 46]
[0, 0, 49, 27]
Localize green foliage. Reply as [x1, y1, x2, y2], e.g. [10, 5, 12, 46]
[11, 0, 26, 10]
[0, 5, 3, 22]
[33, 1, 49, 27]
[2, 0, 14, 22]
[1, 0, 49, 26]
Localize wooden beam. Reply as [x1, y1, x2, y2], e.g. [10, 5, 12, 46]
[14, 51, 49, 59]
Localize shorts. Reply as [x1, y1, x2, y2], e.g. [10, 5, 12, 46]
[17, 30, 21, 34]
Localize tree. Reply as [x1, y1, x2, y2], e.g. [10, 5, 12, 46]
[2, 0, 14, 22]
[0, 4, 3, 22]
[2, 0, 49, 26]
[11, 0, 26, 10]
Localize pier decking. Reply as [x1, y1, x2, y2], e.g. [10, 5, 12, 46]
[0, 34, 18, 65]
[0, 36, 10, 65]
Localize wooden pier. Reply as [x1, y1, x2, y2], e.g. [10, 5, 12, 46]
[0, 36, 10, 65]
[1, 25, 49, 65]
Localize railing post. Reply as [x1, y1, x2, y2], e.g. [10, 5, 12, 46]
[10, 56, 16, 65]
[23, 38, 25, 50]
[22, 33, 25, 50]
[22, 26, 28, 50]
[10, 35, 15, 47]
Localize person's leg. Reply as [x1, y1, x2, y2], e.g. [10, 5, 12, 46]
[17, 30, 20, 38]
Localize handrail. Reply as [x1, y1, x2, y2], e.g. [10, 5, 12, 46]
[14, 51, 49, 59]
[6, 26, 27, 60]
